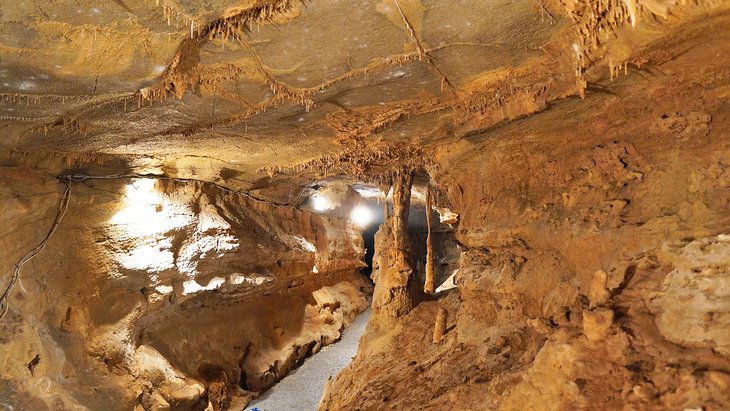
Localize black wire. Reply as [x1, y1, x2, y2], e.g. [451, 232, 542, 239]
[0, 181, 71, 320]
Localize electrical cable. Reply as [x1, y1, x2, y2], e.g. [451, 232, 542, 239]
[0, 181, 71, 320]
[1, 171, 288, 321]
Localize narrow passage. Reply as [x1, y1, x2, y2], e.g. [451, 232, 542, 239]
[246, 308, 372, 411]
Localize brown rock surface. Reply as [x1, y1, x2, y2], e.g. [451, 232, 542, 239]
[583, 308, 614, 343]
[0, 167, 370, 409]
[1, 0, 730, 409]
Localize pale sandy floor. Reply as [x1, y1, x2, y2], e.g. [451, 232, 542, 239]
[246, 308, 371, 411]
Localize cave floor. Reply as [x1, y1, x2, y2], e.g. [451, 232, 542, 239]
[246, 308, 372, 411]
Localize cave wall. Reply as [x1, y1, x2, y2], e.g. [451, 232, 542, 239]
[0, 168, 370, 410]
[322, 30, 730, 409]
[1, 1, 730, 410]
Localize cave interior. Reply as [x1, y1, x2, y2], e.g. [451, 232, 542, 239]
[1, 0, 730, 410]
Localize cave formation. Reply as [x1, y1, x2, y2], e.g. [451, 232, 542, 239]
[1, 1, 730, 410]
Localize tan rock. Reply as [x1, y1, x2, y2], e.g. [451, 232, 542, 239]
[1, 0, 730, 409]
[583, 309, 614, 342]
[433, 307, 448, 343]
[140, 390, 170, 411]
[705, 370, 730, 390]
[588, 270, 611, 308]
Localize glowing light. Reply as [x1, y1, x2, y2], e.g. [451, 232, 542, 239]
[311, 194, 332, 212]
[229, 273, 274, 286]
[108, 179, 192, 274]
[117, 239, 175, 272]
[436, 269, 459, 293]
[353, 186, 386, 199]
[182, 276, 226, 295]
[155, 285, 173, 294]
[350, 205, 374, 227]
[105, 179, 244, 284]
[436, 207, 460, 225]
[109, 179, 189, 237]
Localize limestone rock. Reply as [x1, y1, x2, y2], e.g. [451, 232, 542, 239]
[1, 0, 730, 409]
[140, 390, 170, 411]
[588, 270, 611, 308]
[583, 309, 614, 343]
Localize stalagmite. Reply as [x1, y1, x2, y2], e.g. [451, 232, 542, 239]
[424, 188, 435, 294]
[371, 171, 416, 318]
[432, 307, 447, 343]
[583, 308, 614, 342]
[588, 269, 611, 308]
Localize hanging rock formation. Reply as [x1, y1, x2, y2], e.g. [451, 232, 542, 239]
[1, 0, 730, 410]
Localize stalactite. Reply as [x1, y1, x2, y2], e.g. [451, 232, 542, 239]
[255, 142, 428, 186]
[424, 188, 435, 294]
[391, 171, 412, 254]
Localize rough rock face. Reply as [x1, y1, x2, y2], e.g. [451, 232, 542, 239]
[0, 167, 370, 409]
[2, 0, 730, 410]
[322, 17, 730, 408]
[371, 172, 422, 319]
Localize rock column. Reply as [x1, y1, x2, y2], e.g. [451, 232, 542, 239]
[432, 307, 447, 343]
[424, 188, 435, 294]
[372, 171, 416, 318]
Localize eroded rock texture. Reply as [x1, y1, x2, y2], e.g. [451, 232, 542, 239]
[0, 168, 370, 409]
[323, 13, 730, 408]
[1, 0, 730, 410]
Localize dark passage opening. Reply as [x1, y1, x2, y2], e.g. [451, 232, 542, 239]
[407, 203, 460, 292]
[355, 191, 459, 289]
[362, 224, 378, 276]
[355, 198, 386, 279]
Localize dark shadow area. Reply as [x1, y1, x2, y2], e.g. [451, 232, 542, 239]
[408, 205, 460, 291]
[357, 194, 460, 292]
[358, 199, 386, 279]
[362, 223, 377, 276]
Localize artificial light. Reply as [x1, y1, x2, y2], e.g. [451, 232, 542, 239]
[311, 194, 332, 212]
[350, 205, 374, 227]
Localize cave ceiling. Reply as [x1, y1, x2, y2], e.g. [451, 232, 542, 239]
[1, 0, 728, 203]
